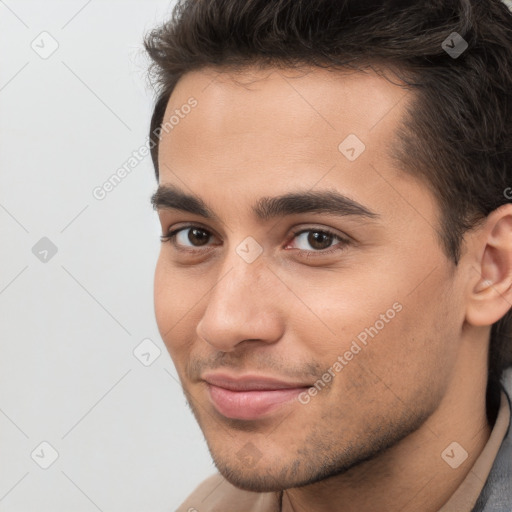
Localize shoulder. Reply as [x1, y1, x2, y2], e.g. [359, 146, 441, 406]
[175, 473, 226, 511]
[175, 472, 280, 512]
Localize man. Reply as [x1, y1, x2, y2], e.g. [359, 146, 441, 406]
[145, 0, 512, 510]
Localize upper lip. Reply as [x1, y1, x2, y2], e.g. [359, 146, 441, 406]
[202, 372, 312, 391]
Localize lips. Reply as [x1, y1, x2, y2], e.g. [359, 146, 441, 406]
[202, 372, 311, 420]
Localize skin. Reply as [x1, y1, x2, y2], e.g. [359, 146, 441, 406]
[152, 65, 512, 512]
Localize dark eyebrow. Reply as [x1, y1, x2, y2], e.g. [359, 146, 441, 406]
[150, 184, 380, 222]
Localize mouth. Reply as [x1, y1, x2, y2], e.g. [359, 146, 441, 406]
[202, 372, 312, 420]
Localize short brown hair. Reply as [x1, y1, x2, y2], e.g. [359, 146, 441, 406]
[144, 0, 512, 423]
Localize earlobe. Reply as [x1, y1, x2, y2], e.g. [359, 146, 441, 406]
[466, 205, 512, 327]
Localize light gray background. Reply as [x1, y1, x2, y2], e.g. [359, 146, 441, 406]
[0, 1, 215, 510]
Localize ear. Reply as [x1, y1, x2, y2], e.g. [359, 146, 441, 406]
[465, 204, 512, 327]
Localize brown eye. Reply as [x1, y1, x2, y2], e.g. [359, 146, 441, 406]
[285, 227, 351, 259]
[160, 226, 215, 248]
[306, 231, 335, 250]
[290, 229, 342, 252]
[186, 228, 210, 246]
[160, 224, 351, 259]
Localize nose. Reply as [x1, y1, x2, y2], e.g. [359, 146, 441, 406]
[195, 250, 284, 352]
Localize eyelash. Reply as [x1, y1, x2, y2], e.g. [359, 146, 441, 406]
[159, 224, 351, 258]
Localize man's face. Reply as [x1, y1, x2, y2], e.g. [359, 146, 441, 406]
[153, 66, 466, 491]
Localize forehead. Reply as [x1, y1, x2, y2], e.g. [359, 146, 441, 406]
[158, 65, 409, 176]
[155, 65, 437, 231]
[162, 64, 408, 147]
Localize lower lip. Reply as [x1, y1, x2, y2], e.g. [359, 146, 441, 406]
[206, 384, 308, 420]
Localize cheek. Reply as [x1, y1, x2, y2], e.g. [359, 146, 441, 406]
[287, 267, 404, 355]
[302, 265, 457, 392]
[357, 278, 460, 400]
[153, 255, 197, 357]
[153, 256, 171, 333]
